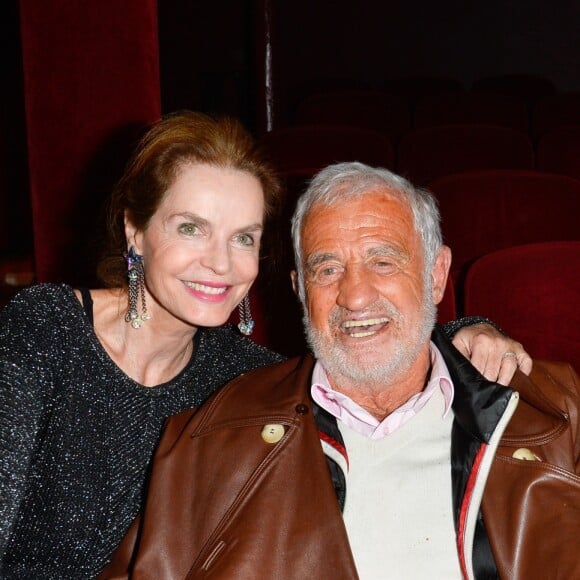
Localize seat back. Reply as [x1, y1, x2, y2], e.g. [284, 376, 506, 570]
[471, 74, 555, 108]
[463, 241, 580, 371]
[295, 90, 411, 143]
[396, 125, 535, 185]
[536, 125, 580, 180]
[260, 125, 394, 173]
[414, 92, 529, 132]
[428, 169, 580, 282]
[532, 92, 580, 140]
[381, 76, 464, 106]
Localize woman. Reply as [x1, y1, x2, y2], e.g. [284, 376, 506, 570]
[0, 111, 528, 578]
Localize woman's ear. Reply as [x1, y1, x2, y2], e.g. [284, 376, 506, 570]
[124, 211, 141, 253]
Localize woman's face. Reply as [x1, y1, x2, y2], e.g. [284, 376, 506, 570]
[128, 163, 265, 331]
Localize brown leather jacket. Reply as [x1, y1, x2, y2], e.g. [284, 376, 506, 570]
[101, 329, 580, 579]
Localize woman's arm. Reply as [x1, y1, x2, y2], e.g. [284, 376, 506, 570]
[443, 316, 532, 385]
[0, 290, 57, 561]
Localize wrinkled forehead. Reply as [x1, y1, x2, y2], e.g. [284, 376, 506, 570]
[301, 189, 418, 248]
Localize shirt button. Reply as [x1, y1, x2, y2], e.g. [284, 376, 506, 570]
[295, 404, 309, 415]
[261, 424, 285, 444]
[512, 448, 540, 461]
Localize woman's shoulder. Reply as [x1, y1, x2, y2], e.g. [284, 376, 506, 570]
[199, 324, 285, 369]
[6, 282, 74, 304]
[1, 283, 78, 325]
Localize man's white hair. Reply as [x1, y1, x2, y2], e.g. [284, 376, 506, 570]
[290, 161, 443, 305]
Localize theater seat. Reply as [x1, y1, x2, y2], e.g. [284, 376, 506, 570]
[413, 92, 529, 133]
[260, 125, 394, 174]
[532, 92, 580, 140]
[397, 125, 535, 185]
[536, 125, 580, 180]
[294, 90, 411, 143]
[463, 241, 580, 371]
[380, 76, 464, 107]
[471, 74, 555, 108]
[428, 169, 580, 282]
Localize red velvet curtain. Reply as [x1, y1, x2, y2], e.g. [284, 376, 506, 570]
[19, 0, 161, 284]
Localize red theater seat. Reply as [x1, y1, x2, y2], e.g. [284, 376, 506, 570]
[396, 125, 534, 186]
[536, 125, 580, 180]
[428, 169, 580, 281]
[414, 92, 529, 133]
[295, 90, 411, 143]
[471, 74, 555, 108]
[532, 92, 580, 140]
[463, 241, 580, 371]
[381, 76, 464, 106]
[260, 125, 394, 173]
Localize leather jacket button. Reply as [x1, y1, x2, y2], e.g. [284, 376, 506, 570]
[512, 448, 540, 461]
[295, 404, 309, 415]
[261, 424, 285, 444]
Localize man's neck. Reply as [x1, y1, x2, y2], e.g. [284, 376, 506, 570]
[328, 343, 432, 420]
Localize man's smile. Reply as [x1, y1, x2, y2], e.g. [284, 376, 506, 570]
[341, 317, 390, 338]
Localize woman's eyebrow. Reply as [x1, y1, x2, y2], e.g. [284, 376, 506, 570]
[166, 211, 207, 224]
[234, 222, 264, 233]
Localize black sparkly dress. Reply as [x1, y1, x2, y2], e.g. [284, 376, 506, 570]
[0, 284, 282, 578]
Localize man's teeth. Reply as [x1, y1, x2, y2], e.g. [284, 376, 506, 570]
[343, 318, 389, 328]
[185, 282, 227, 295]
[342, 317, 389, 338]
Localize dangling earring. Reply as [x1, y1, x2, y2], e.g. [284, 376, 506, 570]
[237, 293, 254, 336]
[124, 246, 150, 329]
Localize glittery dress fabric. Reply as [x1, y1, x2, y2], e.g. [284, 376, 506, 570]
[0, 283, 282, 579]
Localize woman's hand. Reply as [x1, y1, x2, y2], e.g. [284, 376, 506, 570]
[452, 323, 533, 385]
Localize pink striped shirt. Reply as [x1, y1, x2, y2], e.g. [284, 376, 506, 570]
[311, 343, 454, 440]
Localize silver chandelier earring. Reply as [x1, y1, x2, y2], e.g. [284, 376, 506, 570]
[124, 246, 150, 329]
[237, 293, 254, 336]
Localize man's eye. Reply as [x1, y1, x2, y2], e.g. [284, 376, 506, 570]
[310, 265, 342, 284]
[178, 223, 199, 236]
[374, 259, 399, 274]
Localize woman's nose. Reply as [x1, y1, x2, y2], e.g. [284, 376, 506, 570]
[200, 240, 231, 275]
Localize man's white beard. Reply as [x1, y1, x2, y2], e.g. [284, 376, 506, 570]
[304, 283, 437, 389]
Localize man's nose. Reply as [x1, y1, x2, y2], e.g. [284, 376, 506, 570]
[336, 265, 378, 311]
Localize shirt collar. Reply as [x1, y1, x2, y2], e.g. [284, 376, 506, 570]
[311, 342, 454, 439]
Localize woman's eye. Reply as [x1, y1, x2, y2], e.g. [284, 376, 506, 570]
[178, 223, 199, 236]
[236, 233, 255, 246]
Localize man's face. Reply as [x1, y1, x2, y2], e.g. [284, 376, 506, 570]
[299, 189, 449, 390]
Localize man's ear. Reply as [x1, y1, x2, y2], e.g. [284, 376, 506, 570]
[290, 270, 299, 296]
[431, 245, 452, 305]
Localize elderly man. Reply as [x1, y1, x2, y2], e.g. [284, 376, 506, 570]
[103, 163, 579, 579]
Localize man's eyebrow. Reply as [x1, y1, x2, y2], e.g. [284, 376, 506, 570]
[305, 252, 337, 271]
[366, 244, 407, 260]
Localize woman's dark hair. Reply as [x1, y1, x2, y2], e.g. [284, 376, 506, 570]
[97, 110, 282, 287]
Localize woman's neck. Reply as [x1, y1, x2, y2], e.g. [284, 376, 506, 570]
[90, 288, 198, 387]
